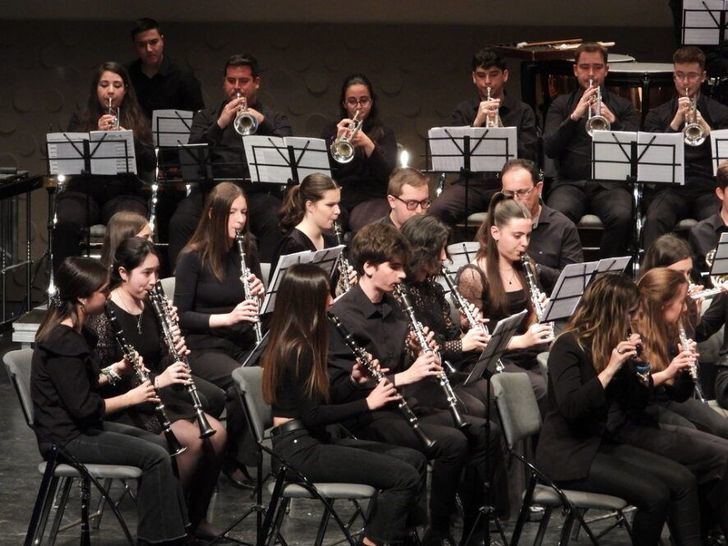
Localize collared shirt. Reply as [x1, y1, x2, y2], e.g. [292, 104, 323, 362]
[127, 55, 204, 120]
[375, 214, 396, 228]
[529, 204, 584, 292]
[544, 87, 639, 184]
[689, 212, 728, 273]
[188, 98, 292, 181]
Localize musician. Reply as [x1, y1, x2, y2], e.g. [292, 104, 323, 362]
[543, 42, 638, 258]
[173, 182, 265, 485]
[100, 211, 152, 267]
[689, 161, 728, 274]
[31, 257, 188, 545]
[500, 159, 583, 292]
[126, 17, 204, 120]
[53, 61, 155, 271]
[91, 237, 226, 539]
[328, 222, 500, 546]
[321, 73, 397, 232]
[535, 273, 702, 546]
[169, 53, 292, 264]
[643, 46, 728, 249]
[377, 167, 431, 230]
[263, 263, 427, 546]
[429, 47, 537, 227]
[457, 193, 552, 411]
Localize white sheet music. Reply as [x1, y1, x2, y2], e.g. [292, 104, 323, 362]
[89, 130, 137, 175]
[151, 109, 194, 147]
[711, 128, 728, 175]
[591, 130, 634, 181]
[428, 126, 518, 173]
[47, 132, 87, 175]
[445, 242, 480, 275]
[637, 132, 684, 185]
[243, 136, 331, 184]
[682, 0, 726, 45]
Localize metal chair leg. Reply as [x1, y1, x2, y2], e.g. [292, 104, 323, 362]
[91, 478, 113, 530]
[533, 507, 553, 546]
[558, 511, 576, 546]
[47, 477, 73, 546]
[314, 499, 333, 546]
[509, 478, 537, 546]
[25, 471, 60, 546]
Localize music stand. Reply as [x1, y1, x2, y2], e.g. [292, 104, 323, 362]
[244, 136, 331, 186]
[261, 246, 344, 315]
[444, 241, 480, 276]
[681, 0, 727, 45]
[151, 109, 194, 148]
[710, 129, 728, 175]
[241, 331, 270, 368]
[710, 232, 728, 278]
[427, 126, 517, 230]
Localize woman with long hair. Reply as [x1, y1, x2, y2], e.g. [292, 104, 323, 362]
[31, 257, 188, 545]
[53, 62, 156, 271]
[262, 263, 426, 546]
[91, 237, 227, 539]
[100, 211, 152, 268]
[321, 73, 397, 231]
[457, 192, 552, 409]
[535, 273, 703, 546]
[173, 181, 264, 485]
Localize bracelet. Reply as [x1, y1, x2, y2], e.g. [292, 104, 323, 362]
[101, 365, 121, 385]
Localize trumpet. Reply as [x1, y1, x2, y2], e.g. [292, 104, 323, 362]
[235, 230, 263, 343]
[148, 282, 216, 439]
[330, 110, 363, 164]
[328, 312, 437, 452]
[107, 97, 120, 131]
[677, 322, 707, 403]
[394, 284, 470, 429]
[233, 93, 258, 136]
[105, 305, 186, 457]
[683, 88, 706, 147]
[585, 79, 610, 136]
[333, 221, 353, 294]
[521, 254, 555, 339]
[485, 86, 503, 128]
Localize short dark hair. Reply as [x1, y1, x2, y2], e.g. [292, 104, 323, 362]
[673, 46, 706, 69]
[224, 53, 260, 77]
[130, 18, 160, 40]
[500, 158, 542, 185]
[472, 48, 507, 72]
[574, 42, 608, 64]
[350, 223, 410, 276]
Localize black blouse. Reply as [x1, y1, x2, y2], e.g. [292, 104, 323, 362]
[270, 228, 337, 278]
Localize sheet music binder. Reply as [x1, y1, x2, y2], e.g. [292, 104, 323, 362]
[47, 130, 137, 176]
[427, 126, 518, 173]
[682, 0, 728, 45]
[151, 109, 194, 147]
[243, 136, 331, 185]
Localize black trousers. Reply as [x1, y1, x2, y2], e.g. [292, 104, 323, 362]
[272, 430, 427, 543]
[717, 367, 728, 410]
[653, 398, 728, 439]
[642, 188, 718, 250]
[560, 442, 701, 546]
[546, 181, 633, 258]
[168, 188, 283, 266]
[428, 179, 498, 227]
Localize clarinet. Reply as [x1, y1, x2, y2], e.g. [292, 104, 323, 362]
[440, 267, 504, 373]
[235, 230, 263, 344]
[105, 305, 186, 456]
[678, 323, 707, 404]
[521, 254, 555, 338]
[394, 284, 470, 429]
[333, 221, 353, 294]
[328, 312, 438, 452]
[148, 282, 216, 438]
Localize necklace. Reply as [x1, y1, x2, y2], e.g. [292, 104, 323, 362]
[499, 267, 517, 286]
[112, 291, 144, 334]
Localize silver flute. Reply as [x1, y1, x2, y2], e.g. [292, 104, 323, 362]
[328, 312, 437, 452]
[394, 284, 470, 429]
[333, 221, 353, 294]
[148, 282, 216, 438]
[105, 304, 186, 456]
[235, 229, 263, 343]
[677, 322, 707, 404]
[521, 254, 555, 337]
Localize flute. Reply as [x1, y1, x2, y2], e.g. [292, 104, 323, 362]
[235, 230, 263, 344]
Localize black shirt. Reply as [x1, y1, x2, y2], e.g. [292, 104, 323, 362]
[688, 212, 728, 273]
[127, 55, 204, 120]
[530, 205, 584, 292]
[544, 87, 639, 185]
[696, 293, 728, 361]
[189, 98, 292, 181]
[270, 228, 337, 275]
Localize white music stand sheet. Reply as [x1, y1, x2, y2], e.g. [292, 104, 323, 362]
[591, 130, 635, 181]
[47, 132, 87, 175]
[637, 132, 684, 185]
[428, 126, 517, 173]
[711, 128, 728, 175]
[244, 136, 331, 184]
[682, 0, 726, 45]
[47, 130, 136, 176]
[152, 109, 194, 147]
[444, 242, 480, 276]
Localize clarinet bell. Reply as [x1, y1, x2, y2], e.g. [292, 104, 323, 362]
[163, 429, 187, 457]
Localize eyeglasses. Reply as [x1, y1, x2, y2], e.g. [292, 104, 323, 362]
[674, 71, 702, 82]
[502, 187, 535, 198]
[345, 97, 372, 107]
[394, 196, 432, 210]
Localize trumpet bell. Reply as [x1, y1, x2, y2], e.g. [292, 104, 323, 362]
[684, 122, 706, 147]
[330, 139, 355, 163]
[234, 112, 258, 136]
[586, 115, 610, 136]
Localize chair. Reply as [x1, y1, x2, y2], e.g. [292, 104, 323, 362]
[231, 366, 376, 546]
[4, 349, 140, 546]
[491, 373, 632, 546]
[159, 276, 176, 299]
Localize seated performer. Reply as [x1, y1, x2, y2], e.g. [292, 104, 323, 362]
[32, 257, 188, 545]
[126, 18, 204, 120]
[328, 222, 502, 546]
[321, 73, 397, 231]
[535, 273, 703, 546]
[643, 46, 728, 249]
[429, 47, 537, 227]
[174, 182, 265, 485]
[378, 167, 431, 229]
[543, 42, 638, 258]
[263, 263, 427, 546]
[689, 161, 728, 274]
[91, 237, 227, 539]
[53, 62, 155, 271]
[500, 159, 583, 292]
[169, 53, 292, 264]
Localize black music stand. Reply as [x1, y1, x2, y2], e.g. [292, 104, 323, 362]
[241, 331, 270, 368]
[427, 126, 517, 231]
[681, 0, 728, 45]
[710, 232, 728, 278]
[244, 136, 331, 187]
[444, 241, 480, 277]
[710, 129, 728, 175]
[461, 309, 528, 546]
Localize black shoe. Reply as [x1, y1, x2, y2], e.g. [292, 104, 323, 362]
[222, 464, 254, 490]
[421, 528, 456, 546]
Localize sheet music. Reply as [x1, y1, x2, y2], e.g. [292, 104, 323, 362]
[711, 232, 728, 276]
[637, 132, 684, 185]
[243, 136, 331, 184]
[591, 130, 635, 181]
[445, 242, 480, 275]
[541, 261, 599, 322]
[151, 109, 194, 147]
[428, 126, 518, 173]
[47, 132, 88, 175]
[711, 128, 728, 175]
[682, 0, 726, 45]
